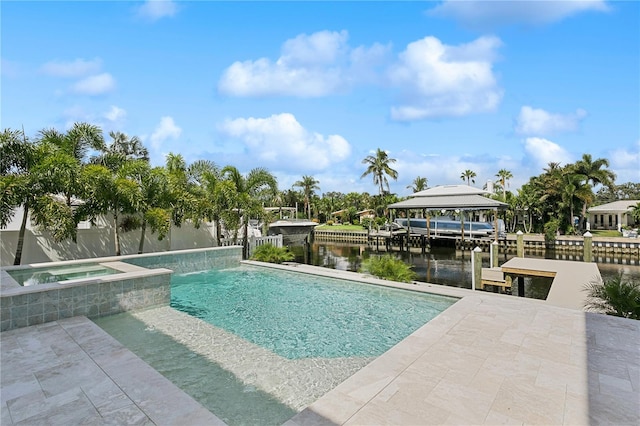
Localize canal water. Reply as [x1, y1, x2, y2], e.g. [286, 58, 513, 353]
[291, 242, 640, 301]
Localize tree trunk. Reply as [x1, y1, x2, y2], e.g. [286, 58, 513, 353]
[114, 211, 121, 256]
[215, 219, 222, 246]
[138, 219, 146, 254]
[13, 203, 29, 265]
[242, 218, 249, 259]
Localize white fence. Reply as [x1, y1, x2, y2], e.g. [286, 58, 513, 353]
[248, 235, 283, 257]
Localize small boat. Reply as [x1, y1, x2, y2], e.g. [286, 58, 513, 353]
[267, 219, 319, 244]
[394, 217, 496, 238]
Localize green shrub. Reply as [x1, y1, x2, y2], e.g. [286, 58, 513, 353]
[250, 243, 295, 264]
[326, 220, 334, 226]
[544, 219, 560, 244]
[361, 254, 417, 283]
[584, 274, 640, 320]
[361, 217, 373, 229]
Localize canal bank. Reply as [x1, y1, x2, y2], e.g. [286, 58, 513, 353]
[313, 229, 640, 263]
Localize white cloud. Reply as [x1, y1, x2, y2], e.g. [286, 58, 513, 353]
[104, 106, 126, 122]
[524, 137, 572, 169]
[516, 106, 587, 135]
[137, 0, 178, 21]
[150, 116, 182, 150]
[428, 0, 609, 29]
[41, 58, 102, 78]
[388, 36, 503, 121]
[71, 73, 116, 95]
[218, 30, 386, 97]
[218, 113, 351, 171]
[608, 140, 640, 183]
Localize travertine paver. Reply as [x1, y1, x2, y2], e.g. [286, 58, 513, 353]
[288, 294, 640, 425]
[0, 317, 223, 425]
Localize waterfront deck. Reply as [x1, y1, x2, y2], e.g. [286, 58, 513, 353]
[500, 257, 602, 310]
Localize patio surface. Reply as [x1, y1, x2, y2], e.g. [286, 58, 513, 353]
[1, 264, 639, 425]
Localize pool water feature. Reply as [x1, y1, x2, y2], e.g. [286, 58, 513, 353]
[170, 265, 457, 359]
[96, 264, 458, 425]
[7, 263, 119, 286]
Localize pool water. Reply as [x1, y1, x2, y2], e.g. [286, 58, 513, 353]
[170, 265, 457, 359]
[96, 265, 458, 425]
[7, 263, 118, 286]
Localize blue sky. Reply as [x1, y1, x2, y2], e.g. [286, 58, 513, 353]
[2, 0, 639, 196]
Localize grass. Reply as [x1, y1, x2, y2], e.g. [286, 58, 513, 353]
[589, 230, 622, 237]
[315, 224, 367, 232]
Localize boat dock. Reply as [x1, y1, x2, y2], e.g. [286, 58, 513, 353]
[486, 257, 602, 310]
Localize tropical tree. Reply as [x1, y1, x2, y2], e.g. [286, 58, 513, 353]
[118, 162, 172, 254]
[222, 166, 278, 258]
[1, 129, 40, 265]
[574, 154, 616, 226]
[559, 172, 591, 234]
[496, 169, 513, 201]
[460, 170, 476, 186]
[361, 148, 398, 195]
[407, 176, 428, 193]
[632, 202, 640, 224]
[91, 131, 148, 170]
[37, 122, 105, 206]
[294, 175, 320, 219]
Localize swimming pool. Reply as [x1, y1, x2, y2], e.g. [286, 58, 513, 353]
[7, 263, 119, 286]
[96, 264, 457, 425]
[171, 265, 457, 359]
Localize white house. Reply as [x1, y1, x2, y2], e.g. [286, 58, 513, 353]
[587, 200, 639, 231]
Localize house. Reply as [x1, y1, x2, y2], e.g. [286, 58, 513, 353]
[587, 200, 639, 231]
[357, 209, 375, 223]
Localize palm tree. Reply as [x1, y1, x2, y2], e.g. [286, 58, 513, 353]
[0, 129, 40, 264]
[38, 122, 105, 206]
[560, 172, 592, 234]
[92, 131, 148, 171]
[574, 154, 616, 227]
[361, 148, 398, 195]
[496, 169, 513, 201]
[294, 175, 320, 219]
[407, 176, 428, 193]
[222, 166, 278, 258]
[78, 163, 142, 256]
[460, 170, 476, 186]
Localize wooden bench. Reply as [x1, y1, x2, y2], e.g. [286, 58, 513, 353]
[480, 267, 512, 290]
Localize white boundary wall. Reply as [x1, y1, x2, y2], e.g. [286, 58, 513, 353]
[1, 216, 219, 266]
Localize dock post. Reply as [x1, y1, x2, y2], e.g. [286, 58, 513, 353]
[516, 231, 524, 258]
[583, 231, 593, 262]
[471, 246, 482, 291]
[490, 240, 499, 268]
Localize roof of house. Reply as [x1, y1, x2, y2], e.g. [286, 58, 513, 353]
[410, 185, 489, 198]
[587, 200, 640, 213]
[388, 194, 507, 210]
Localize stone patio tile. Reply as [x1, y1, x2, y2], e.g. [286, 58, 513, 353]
[535, 358, 585, 395]
[598, 371, 634, 394]
[7, 387, 96, 425]
[34, 357, 107, 397]
[587, 391, 640, 425]
[1, 403, 12, 425]
[346, 398, 449, 426]
[563, 392, 590, 425]
[482, 409, 524, 425]
[424, 378, 496, 424]
[99, 403, 153, 426]
[81, 377, 132, 416]
[0, 374, 41, 405]
[490, 377, 566, 425]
